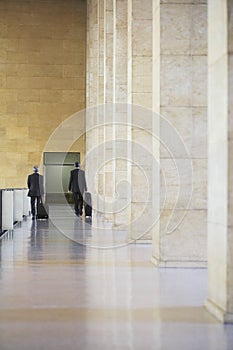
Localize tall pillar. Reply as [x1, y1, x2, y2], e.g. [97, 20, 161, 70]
[205, 0, 233, 323]
[113, 0, 131, 227]
[102, 0, 115, 220]
[86, 0, 154, 242]
[151, 0, 160, 260]
[152, 0, 208, 266]
[86, 0, 131, 224]
[86, 0, 102, 213]
[129, 0, 153, 241]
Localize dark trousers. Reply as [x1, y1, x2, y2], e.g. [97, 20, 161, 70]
[73, 192, 83, 215]
[30, 196, 41, 217]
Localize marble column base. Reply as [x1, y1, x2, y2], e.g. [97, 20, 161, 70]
[205, 298, 233, 324]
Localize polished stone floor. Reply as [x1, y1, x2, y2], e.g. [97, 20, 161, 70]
[0, 205, 233, 350]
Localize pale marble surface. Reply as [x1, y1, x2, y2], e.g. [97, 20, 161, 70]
[0, 214, 233, 350]
[160, 107, 192, 157]
[161, 4, 190, 55]
[160, 209, 207, 263]
[191, 107, 207, 158]
[192, 55, 208, 107]
[192, 159, 207, 209]
[132, 20, 152, 56]
[132, 0, 152, 20]
[191, 4, 207, 55]
[160, 55, 192, 107]
[207, 0, 233, 322]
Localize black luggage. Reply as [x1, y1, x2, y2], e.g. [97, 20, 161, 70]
[37, 201, 49, 219]
[84, 192, 92, 218]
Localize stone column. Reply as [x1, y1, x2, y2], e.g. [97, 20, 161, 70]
[205, 0, 233, 323]
[86, 0, 102, 213]
[113, 0, 131, 227]
[129, 0, 154, 241]
[102, 0, 115, 220]
[151, 0, 160, 261]
[86, 0, 131, 224]
[152, 0, 208, 266]
[86, 0, 155, 242]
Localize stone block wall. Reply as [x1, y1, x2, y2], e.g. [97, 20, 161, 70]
[0, 0, 86, 188]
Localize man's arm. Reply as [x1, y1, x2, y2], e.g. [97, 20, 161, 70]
[68, 171, 72, 192]
[27, 175, 30, 189]
[39, 175, 44, 196]
[84, 171, 87, 192]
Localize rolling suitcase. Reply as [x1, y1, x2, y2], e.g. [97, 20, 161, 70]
[37, 201, 49, 219]
[84, 192, 92, 218]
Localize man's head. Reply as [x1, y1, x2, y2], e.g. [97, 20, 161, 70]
[75, 162, 80, 168]
[33, 166, 39, 173]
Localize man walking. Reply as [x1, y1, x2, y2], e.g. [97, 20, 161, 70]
[68, 162, 87, 216]
[27, 166, 44, 220]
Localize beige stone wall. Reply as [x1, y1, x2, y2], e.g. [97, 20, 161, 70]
[0, 0, 86, 188]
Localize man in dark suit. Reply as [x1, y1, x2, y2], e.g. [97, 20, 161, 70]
[27, 166, 44, 220]
[68, 162, 87, 216]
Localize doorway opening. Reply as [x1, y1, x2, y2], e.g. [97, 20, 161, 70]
[44, 152, 80, 204]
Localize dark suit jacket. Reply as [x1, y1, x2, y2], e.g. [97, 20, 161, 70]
[68, 169, 87, 194]
[27, 173, 44, 197]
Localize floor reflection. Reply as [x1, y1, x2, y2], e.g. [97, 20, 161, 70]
[0, 209, 233, 350]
